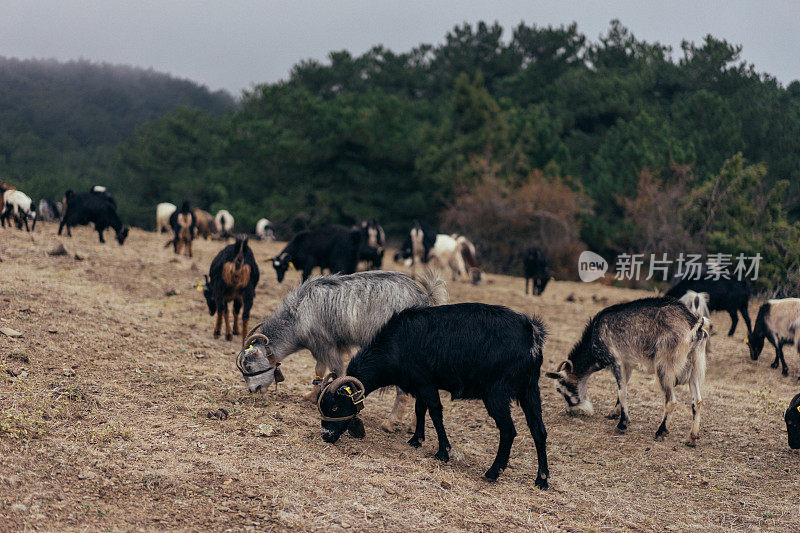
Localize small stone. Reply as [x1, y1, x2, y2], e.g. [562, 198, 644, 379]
[47, 243, 68, 256]
[440, 480, 452, 489]
[165, 288, 179, 297]
[0, 327, 22, 337]
[62, 368, 75, 377]
[256, 423, 277, 437]
[47, 328, 58, 334]
[74, 252, 87, 261]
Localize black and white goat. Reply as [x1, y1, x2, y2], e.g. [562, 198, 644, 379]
[255, 218, 275, 241]
[748, 298, 800, 377]
[59, 191, 129, 244]
[202, 236, 259, 342]
[271, 225, 362, 282]
[524, 247, 550, 295]
[315, 303, 550, 487]
[547, 297, 708, 445]
[355, 218, 385, 270]
[1, 190, 36, 231]
[37, 199, 62, 222]
[394, 219, 437, 279]
[167, 202, 196, 257]
[785, 393, 800, 449]
[215, 210, 234, 238]
[665, 278, 751, 336]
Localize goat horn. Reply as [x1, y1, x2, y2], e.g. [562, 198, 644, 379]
[557, 360, 573, 374]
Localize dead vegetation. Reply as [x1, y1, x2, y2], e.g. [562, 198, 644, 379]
[1, 223, 799, 531]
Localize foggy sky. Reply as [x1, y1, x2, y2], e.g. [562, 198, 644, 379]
[1, 1, 798, 96]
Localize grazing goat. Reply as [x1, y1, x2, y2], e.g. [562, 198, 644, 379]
[37, 199, 62, 222]
[355, 218, 385, 270]
[59, 191, 129, 244]
[524, 247, 550, 295]
[1, 190, 36, 231]
[168, 202, 196, 257]
[255, 218, 275, 241]
[156, 202, 176, 233]
[424, 234, 475, 283]
[547, 297, 708, 445]
[786, 393, 800, 449]
[456, 235, 483, 284]
[202, 236, 259, 342]
[271, 225, 362, 283]
[748, 298, 800, 377]
[394, 220, 437, 279]
[215, 210, 234, 238]
[193, 208, 217, 239]
[665, 278, 751, 336]
[316, 303, 549, 487]
[236, 270, 447, 432]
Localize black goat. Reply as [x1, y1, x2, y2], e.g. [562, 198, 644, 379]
[394, 219, 437, 262]
[58, 191, 129, 244]
[665, 278, 751, 336]
[786, 393, 800, 449]
[271, 225, 362, 282]
[355, 218, 386, 270]
[202, 236, 259, 342]
[316, 303, 550, 488]
[523, 247, 550, 295]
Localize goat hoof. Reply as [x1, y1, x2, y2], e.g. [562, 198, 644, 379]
[654, 431, 668, 441]
[225, 334, 232, 341]
[684, 437, 698, 447]
[407, 437, 423, 448]
[783, 369, 789, 377]
[380, 420, 400, 433]
[213, 331, 221, 339]
[434, 450, 449, 463]
[771, 361, 779, 368]
[535, 475, 549, 490]
[614, 425, 627, 435]
[483, 468, 501, 481]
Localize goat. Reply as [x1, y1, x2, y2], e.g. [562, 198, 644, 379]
[168, 202, 195, 257]
[748, 298, 800, 377]
[785, 393, 800, 449]
[90, 185, 116, 208]
[271, 225, 362, 283]
[193, 208, 217, 239]
[665, 278, 751, 336]
[236, 270, 447, 432]
[456, 235, 483, 284]
[0, 181, 14, 218]
[202, 236, 259, 342]
[156, 202, 176, 233]
[315, 303, 549, 487]
[546, 297, 708, 446]
[58, 191, 129, 244]
[524, 247, 550, 295]
[424, 234, 468, 282]
[1, 190, 36, 231]
[255, 218, 275, 241]
[37, 199, 62, 222]
[215, 210, 234, 238]
[679, 290, 712, 351]
[394, 220, 437, 279]
[355, 218, 385, 270]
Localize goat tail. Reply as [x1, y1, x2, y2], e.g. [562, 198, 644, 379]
[417, 268, 448, 306]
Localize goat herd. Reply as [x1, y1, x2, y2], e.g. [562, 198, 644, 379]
[2, 181, 799, 491]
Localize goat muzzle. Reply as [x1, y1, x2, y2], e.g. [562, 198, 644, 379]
[238, 327, 285, 384]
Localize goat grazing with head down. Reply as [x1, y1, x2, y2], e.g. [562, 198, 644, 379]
[315, 303, 550, 487]
[202, 236, 259, 342]
[236, 270, 447, 432]
[785, 393, 800, 449]
[192, 208, 217, 239]
[547, 297, 708, 445]
[524, 247, 550, 295]
[748, 298, 800, 377]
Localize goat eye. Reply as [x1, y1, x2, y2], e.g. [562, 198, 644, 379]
[331, 406, 338, 412]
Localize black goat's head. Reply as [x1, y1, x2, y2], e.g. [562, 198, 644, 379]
[202, 274, 214, 315]
[747, 332, 765, 361]
[786, 395, 800, 449]
[271, 253, 291, 283]
[317, 374, 366, 444]
[116, 226, 130, 245]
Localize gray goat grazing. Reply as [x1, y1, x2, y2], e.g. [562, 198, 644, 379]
[546, 297, 708, 446]
[237, 270, 448, 431]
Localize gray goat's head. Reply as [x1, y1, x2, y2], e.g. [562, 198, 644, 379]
[236, 338, 284, 394]
[545, 361, 594, 416]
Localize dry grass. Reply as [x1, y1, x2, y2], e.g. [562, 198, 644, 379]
[1, 223, 799, 531]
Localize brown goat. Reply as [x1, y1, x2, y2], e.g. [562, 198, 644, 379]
[192, 208, 217, 239]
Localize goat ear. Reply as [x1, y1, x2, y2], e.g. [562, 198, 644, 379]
[545, 371, 563, 380]
[557, 360, 573, 374]
[700, 292, 710, 300]
[347, 417, 365, 439]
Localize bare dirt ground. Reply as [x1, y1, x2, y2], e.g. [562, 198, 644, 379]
[1, 223, 798, 532]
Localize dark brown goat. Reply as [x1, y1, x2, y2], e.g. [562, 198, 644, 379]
[203, 237, 259, 342]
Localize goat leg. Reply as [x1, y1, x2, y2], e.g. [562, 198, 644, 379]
[408, 398, 427, 448]
[223, 304, 232, 341]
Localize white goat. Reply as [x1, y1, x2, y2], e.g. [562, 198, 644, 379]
[1, 190, 36, 231]
[255, 218, 274, 241]
[215, 210, 234, 237]
[156, 202, 176, 233]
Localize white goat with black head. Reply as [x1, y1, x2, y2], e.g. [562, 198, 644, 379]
[547, 297, 709, 446]
[748, 298, 800, 377]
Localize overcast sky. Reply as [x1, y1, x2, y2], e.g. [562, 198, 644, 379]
[2, 1, 798, 96]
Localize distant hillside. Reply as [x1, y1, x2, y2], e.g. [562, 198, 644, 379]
[0, 56, 235, 198]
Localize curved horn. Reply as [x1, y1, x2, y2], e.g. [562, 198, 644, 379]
[317, 374, 366, 420]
